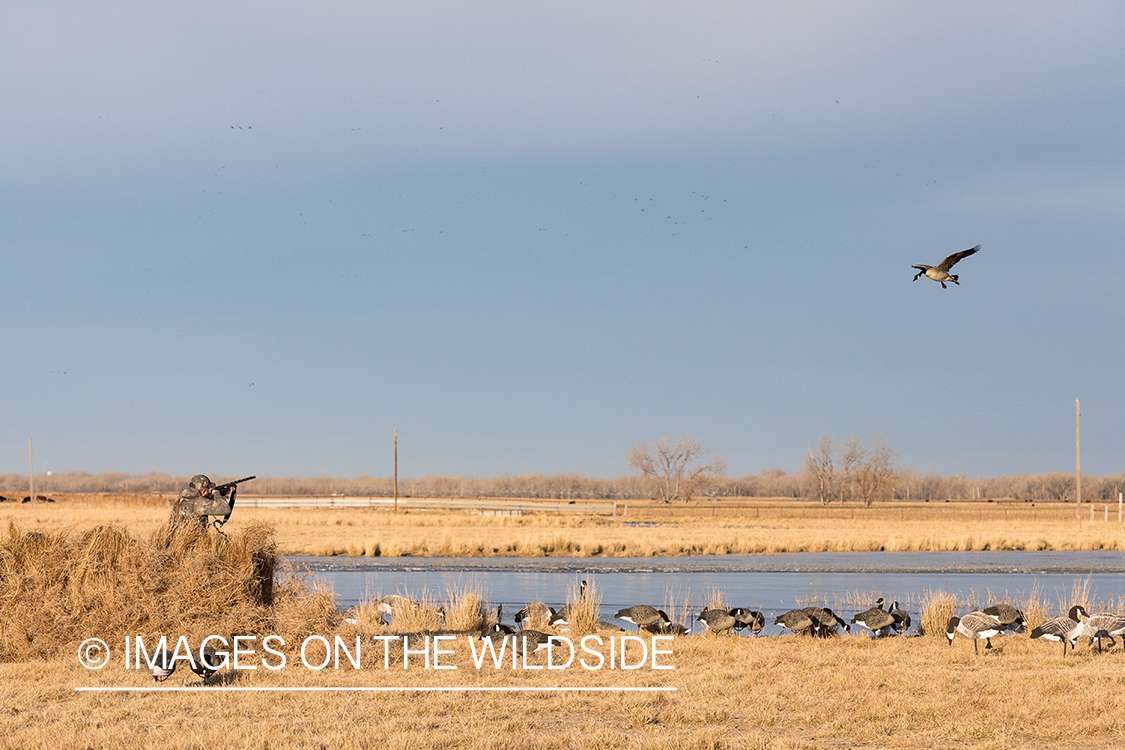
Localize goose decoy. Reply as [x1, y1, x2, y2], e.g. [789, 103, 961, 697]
[514, 629, 553, 654]
[730, 608, 766, 636]
[889, 601, 911, 633]
[776, 609, 816, 636]
[150, 648, 176, 682]
[912, 245, 980, 289]
[851, 598, 896, 637]
[803, 607, 850, 637]
[697, 607, 737, 634]
[1074, 611, 1125, 652]
[490, 604, 516, 636]
[982, 602, 1025, 632]
[514, 601, 556, 628]
[548, 581, 588, 628]
[594, 620, 626, 633]
[378, 594, 417, 617]
[946, 612, 1003, 654]
[640, 610, 683, 635]
[614, 605, 663, 628]
[1029, 606, 1087, 657]
[191, 645, 222, 680]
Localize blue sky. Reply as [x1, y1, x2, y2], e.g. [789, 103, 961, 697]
[2, 2, 1123, 479]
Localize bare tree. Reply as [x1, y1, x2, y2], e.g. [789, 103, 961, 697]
[854, 435, 898, 506]
[839, 437, 866, 504]
[803, 434, 837, 506]
[625, 435, 726, 503]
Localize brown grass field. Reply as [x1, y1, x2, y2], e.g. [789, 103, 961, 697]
[5, 493, 1125, 557]
[4, 496, 1125, 749]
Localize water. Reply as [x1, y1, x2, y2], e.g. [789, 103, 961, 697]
[288, 551, 1125, 636]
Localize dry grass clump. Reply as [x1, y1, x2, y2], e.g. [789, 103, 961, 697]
[0, 521, 333, 662]
[920, 589, 957, 638]
[560, 577, 601, 635]
[442, 580, 489, 632]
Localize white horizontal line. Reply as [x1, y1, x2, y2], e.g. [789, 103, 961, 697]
[75, 686, 676, 693]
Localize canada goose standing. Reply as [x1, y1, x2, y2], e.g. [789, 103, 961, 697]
[946, 612, 1003, 654]
[889, 601, 911, 633]
[852, 598, 896, 637]
[614, 604, 663, 629]
[776, 609, 815, 636]
[1074, 611, 1125, 652]
[982, 602, 1025, 632]
[730, 608, 766, 636]
[803, 607, 850, 636]
[191, 645, 223, 680]
[514, 601, 556, 628]
[150, 647, 176, 682]
[697, 607, 737, 634]
[912, 245, 980, 289]
[1029, 606, 1087, 657]
[640, 610, 683, 635]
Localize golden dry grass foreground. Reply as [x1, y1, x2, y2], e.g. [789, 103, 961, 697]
[5, 493, 1125, 556]
[5, 629, 1125, 749]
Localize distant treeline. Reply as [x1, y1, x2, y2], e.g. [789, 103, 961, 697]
[1, 469, 1123, 503]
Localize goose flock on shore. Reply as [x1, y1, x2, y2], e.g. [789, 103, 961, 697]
[152, 590, 1123, 681]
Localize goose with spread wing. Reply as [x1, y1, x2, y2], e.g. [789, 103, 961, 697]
[912, 245, 980, 289]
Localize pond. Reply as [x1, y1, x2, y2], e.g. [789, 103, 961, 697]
[288, 550, 1125, 636]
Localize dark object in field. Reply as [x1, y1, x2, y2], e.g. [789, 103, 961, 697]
[640, 610, 683, 635]
[912, 245, 980, 289]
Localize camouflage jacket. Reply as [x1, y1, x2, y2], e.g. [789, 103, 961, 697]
[173, 487, 234, 528]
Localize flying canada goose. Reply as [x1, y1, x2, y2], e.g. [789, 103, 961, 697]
[946, 612, 1003, 654]
[514, 601, 556, 628]
[852, 598, 896, 637]
[730, 608, 766, 636]
[614, 604, 664, 628]
[1029, 605, 1087, 657]
[548, 581, 588, 628]
[912, 245, 980, 289]
[697, 607, 737, 634]
[776, 609, 816, 636]
[982, 602, 1025, 632]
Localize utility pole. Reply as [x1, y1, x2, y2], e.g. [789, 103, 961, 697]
[29, 438, 34, 504]
[1076, 398, 1081, 522]
[393, 428, 398, 514]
